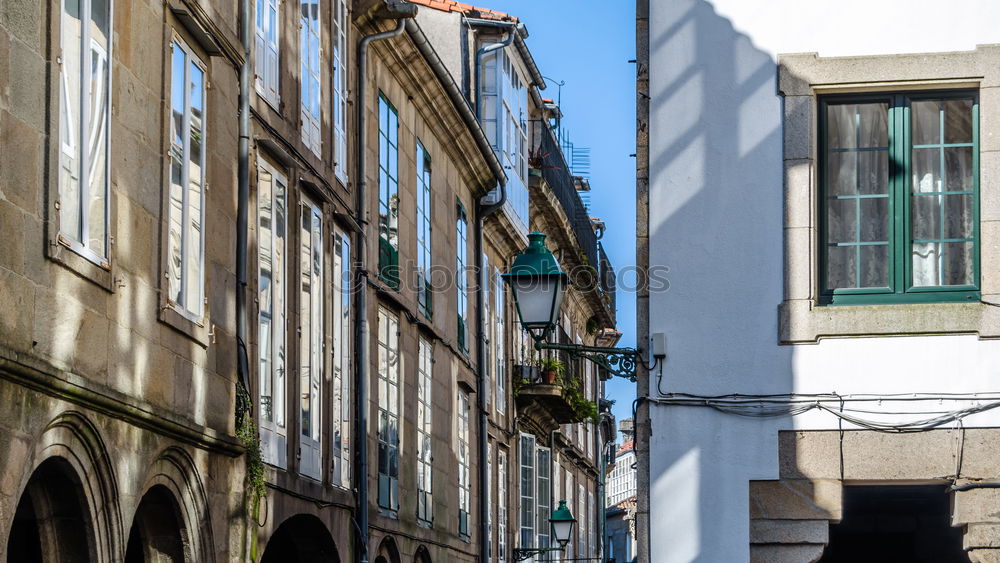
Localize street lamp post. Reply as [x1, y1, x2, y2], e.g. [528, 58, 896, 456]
[513, 500, 577, 561]
[502, 233, 643, 381]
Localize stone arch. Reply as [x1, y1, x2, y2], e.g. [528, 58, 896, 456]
[124, 485, 189, 562]
[134, 446, 215, 562]
[7, 456, 98, 562]
[413, 545, 432, 563]
[260, 514, 340, 563]
[373, 535, 401, 563]
[5, 410, 123, 561]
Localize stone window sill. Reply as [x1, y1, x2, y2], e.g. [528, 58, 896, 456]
[48, 236, 115, 292]
[159, 301, 211, 348]
[779, 298, 1000, 343]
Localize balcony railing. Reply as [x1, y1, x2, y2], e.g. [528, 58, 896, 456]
[530, 120, 599, 269]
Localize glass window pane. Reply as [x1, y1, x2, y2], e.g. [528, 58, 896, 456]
[87, 46, 109, 255]
[912, 148, 941, 193]
[944, 193, 974, 240]
[826, 152, 857, 196]
[826, 199, 856, 243]
[857, 103, 888, 148]
[860, 245, 889, 288]
[826, 245, 856, 290]
[944, 99, 974, 144]
[912, 100, 941, 146]
[859, 197, 888, 242]
[167, 158, 184, 303]
[912, 242, 941, 287]
[944, 147, 973, 191]
[857, 150, 888, 195]
[941, 242, 975, 286]
[911, 195, 941, 241]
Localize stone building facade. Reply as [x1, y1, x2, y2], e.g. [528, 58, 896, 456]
[638, 0, 1000, 561]
[0, 0, 617, 561]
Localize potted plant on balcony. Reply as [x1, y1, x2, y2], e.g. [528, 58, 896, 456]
[538, 357, 564, 385]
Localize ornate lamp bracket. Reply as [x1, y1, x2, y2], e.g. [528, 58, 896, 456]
[534, 341, 641, 382]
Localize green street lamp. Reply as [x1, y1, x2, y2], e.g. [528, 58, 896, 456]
[513, 500, 577, 561]
[503, 233, 642, 381]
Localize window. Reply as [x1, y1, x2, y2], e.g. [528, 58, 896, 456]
[488, 442, 493, 561]
[254, 0, 279, 105]
[456, 201, 469, 352]
[331, 229, 351, 487]
[484, 254, 491, 407]
[495, 268, 507, 414]
[416, 141, 433, 317]
[332, 0, 348, 180]
[536, 447, 551, 558]
[298, 196, 323, 480]
[300, 0, 321, 154]
[458, 390, 472, 537]
[378, 95, 400, 288]
[59, 0, 111, 264]
[588, 490, 596, 556]
[577, 483, 585, 556]
[820, 92, 979, 304]
[257, 160, 288, 468]
[416, 337, 434, 524]
[498, 448, 509, 563]
[565, 471, 574, 560]
[167, 39, 207, 317]
[480, 49, 529, 231]
[519, 433, 536, 551]
[377, 307, 400, 510]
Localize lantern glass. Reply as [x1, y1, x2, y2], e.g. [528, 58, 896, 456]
[549, 499, 576, 548]
[511, 274, 564, 332]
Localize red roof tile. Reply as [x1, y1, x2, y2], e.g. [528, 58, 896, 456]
[616, 440, 634, 455]
[407, 0, 518, 22]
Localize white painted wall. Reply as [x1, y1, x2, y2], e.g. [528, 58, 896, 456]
[646, 1, 1000, 560]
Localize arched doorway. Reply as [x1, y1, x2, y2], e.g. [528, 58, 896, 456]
[124, 485, 189, 562]
[260, 514, 339, 563]
[7, 457, 95, 562]
[373, 535, 400, 563]
[414, 545, 432, 563]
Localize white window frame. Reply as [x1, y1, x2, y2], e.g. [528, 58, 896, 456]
[458, 390, 472, 537]
[332, 0, 348, 180]
[166, 37, 208, 319]
[330, 228, 351, 487]
[298, 195, 324, 480]
[416, 140, 433, 317]
[299, 0, 321, 154]
[480, 48, 529, 232]
[495, 268, 507, 414]
[519, 433, 536, 555]
[254, 0, 280, 106]
[488, 442, 493, 561]
[377, 307, 401, 510]
[417, 336, 434, 524]
[499, 448, 509, 563]
[456, 201, 469, 352]
[58, 0, 112, 266]
[257, 158, 288, 468]
[578, 483, 586, 556]
[536, 446, 551, 558]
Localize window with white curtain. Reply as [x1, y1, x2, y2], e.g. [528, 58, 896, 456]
[298, 196, 323, 480]
[536, 447, 551, 559]
[519, 433, 536, 552]
[300, 0, 321, 154]
[499, 448, 509, 563]
[59, 0, 111, 264]
[495, 267, 507, 414]
[254, 0, 279, 105]
[820, 93, 979, 304]
[257, 159, 288, 468]
[332, 0, 348, 180]
[166, 38, 207, 317]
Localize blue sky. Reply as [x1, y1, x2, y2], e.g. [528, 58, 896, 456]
[485, 0, 639, 439]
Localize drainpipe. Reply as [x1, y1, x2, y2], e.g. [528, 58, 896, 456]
[235, 0, 251, 423]
[355, 4, 415, 563]
[473, 23, 517, 121]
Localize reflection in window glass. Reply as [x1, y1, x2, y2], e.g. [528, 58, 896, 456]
[167, 40, 207, 316]
[298, 197, 323, 480]
[60, 0, 111, 260]
[331, 229, 351, 487]
[416, 337, 433, 523]
[377, 307, 400, 510]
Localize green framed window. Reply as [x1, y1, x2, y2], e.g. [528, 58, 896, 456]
[378, 94, 400, 289]
[820, 91, 980, 305]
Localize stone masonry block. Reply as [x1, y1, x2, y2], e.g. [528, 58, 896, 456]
[750, 519, 829, 545]
[965, 524, 1000, 549]
[842, 430, 957, 480]
[779, 431, 842, 480]
[751, 544, 826, 563]
[969, 549, 1000, 563]
[954, 488, 1000, 525]
[750, 479, 842, 521]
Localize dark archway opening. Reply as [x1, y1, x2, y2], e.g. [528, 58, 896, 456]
[820, 484, 968, 563]
[260, 514, 339, 563]
[124, 485, 189, 563]
[414, 545, 432, 563]
[6, 457, 94, 563]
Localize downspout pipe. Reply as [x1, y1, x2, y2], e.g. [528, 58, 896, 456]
[356, 5, 414, 563]
[235, 0, 251, 423]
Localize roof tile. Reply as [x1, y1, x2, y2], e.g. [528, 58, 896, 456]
[407, 0, 519, 22]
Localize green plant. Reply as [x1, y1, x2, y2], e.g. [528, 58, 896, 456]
[558, 374, 600, 424]
[538, 357, 565, 375]
[236, 388, 267, 513]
